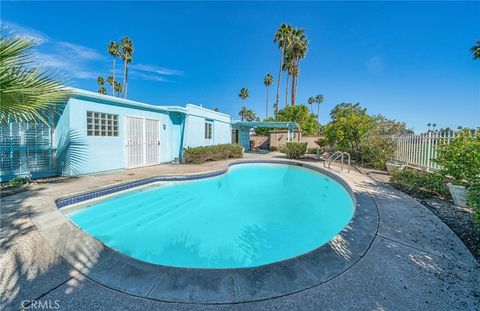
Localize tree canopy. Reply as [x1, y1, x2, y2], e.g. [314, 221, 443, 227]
[276, 105, 317, 136]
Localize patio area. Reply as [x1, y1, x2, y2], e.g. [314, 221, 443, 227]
[1, 152, 479, 310]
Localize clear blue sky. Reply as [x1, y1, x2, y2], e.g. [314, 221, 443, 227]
[3, 1, 479, 132]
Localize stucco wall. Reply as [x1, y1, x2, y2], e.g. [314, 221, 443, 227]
[62, 97, 177, 175]
[183, 104, 232, 148]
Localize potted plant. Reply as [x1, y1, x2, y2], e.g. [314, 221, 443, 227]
[434, 129, 480, 207]
[385, 160, 406, 175]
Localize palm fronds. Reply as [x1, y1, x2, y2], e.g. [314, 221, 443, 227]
[0, 35, 70, 125]
[471, 40, 480, 60]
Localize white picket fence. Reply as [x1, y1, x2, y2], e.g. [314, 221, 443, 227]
[391, 130, 472, 171]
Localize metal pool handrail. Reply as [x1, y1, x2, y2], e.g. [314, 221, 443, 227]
[324, 151, 351, 172]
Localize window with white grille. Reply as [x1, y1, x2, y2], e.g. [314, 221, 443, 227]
[87, 111, 119, 136]
[204, 121, 212, 139]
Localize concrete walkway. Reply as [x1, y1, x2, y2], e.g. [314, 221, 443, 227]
[1, 153, 479, 310]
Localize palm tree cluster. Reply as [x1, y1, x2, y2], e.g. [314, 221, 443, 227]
[97, 36, 134, 99]
[0, 35, 69, 125]
[273, 24, 308, 113]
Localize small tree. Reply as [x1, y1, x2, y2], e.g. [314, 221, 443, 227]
[434, 129, 480, 186]
[276, 105, 317, 136]
[324, 103, 373, 158]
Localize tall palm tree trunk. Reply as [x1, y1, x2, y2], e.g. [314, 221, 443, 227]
[294, 60, 300, 105]
[112, 57, 116, 96]
[285, 74, 290, 107]
[275, 45, 284, 118]
[317, 103, 320, 134]
[241, 100, 245, 121]
[291, 71, 296, 107]
[123, 60, 127, 99]
[291, 53, 297, 107]
[265, 86, 269, 119]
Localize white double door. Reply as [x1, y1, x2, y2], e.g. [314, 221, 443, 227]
[125, 116, 160, 169]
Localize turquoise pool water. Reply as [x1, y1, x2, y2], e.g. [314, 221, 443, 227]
[68, 163, 355, 268]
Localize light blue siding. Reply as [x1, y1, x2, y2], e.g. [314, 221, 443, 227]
[2, 89, 235, 180]
[61, 97, 178, 175]
[184, 105, 232, 148]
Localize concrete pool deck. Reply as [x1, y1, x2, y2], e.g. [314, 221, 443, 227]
[1, 152, 479, 310]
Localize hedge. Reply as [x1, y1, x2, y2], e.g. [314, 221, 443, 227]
[183, 143, 243, 164]
[283, 142, 307, 159]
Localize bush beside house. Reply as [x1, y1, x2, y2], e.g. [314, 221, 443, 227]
[183, 144, 243, 164]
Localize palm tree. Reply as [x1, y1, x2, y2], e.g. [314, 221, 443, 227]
[107, 75, 114, 94]
[289, 28, 308, 106]
[282, 52, 294, 107]
[97, 76, 105, 94]
[315, 94, 324, 133]
[263, 73, 273, 119]
[308, 96, 315, 113]
[238, 88, 249, 121]
[114, 81, 123, 97]
[471, 40, 480, 59]
[120, 36, 134, 99]
[0, 35, 69, 125]
[107, 41, 119, 96]
[273, 24, 293, 117]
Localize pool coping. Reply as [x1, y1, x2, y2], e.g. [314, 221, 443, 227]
[30, 159, 379, 304]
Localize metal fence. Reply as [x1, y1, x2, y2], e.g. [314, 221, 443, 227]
[0, 122, 57, 182]
[392, 130, 476, 171]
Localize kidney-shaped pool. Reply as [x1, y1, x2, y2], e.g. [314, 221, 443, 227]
[66, 163, 355, 268]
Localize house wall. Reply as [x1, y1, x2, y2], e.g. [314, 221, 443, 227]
[3, 90, 235, 179]
[59, 97, 179, 175]
[183, 104, 232, 148]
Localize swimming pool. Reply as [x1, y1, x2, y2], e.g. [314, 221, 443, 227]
[67, 163, 355, 268]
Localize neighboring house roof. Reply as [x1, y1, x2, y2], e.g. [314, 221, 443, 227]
[232, 121, 300, 129]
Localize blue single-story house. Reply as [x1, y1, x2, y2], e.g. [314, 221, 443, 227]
[0, 88, 300, 181]
[0, 89, 232, 181]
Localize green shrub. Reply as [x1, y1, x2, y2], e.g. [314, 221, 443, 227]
[467, 182, 480, 223]
[390, 169, 450, 199]
[433, 129, 480, 186]
[183, 144, 243, 164]
[1, 177, 30, 189]
[283, 142, 307, 159]
[358, 134, 396, 169]
[307, 147, 322, 154]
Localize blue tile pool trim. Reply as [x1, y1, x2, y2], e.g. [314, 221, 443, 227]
[56, 169, 228, 208]
[56, 160, 349, 208]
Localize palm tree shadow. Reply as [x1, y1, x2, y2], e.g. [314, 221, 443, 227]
[55, 130, 88, 175]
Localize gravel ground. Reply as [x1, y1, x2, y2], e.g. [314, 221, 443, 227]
[420, 197, 480, 263]
[356, 165, 480, 264]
